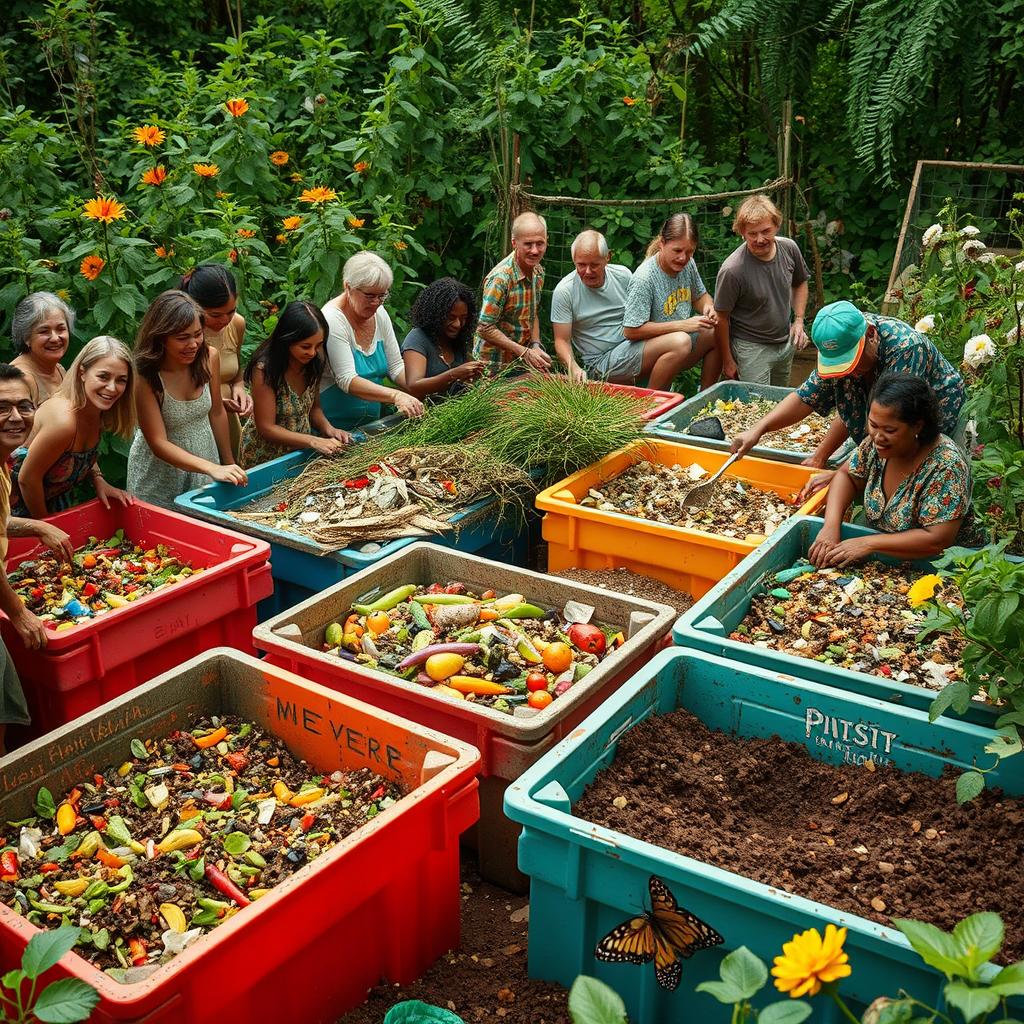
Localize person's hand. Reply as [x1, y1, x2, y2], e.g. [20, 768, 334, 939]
[723, 357, 740, 381]
[800, 452, 829, 470]
[225, 383, 253, 417]
[324, 426, 353, 444]
[729, 428, 761, 457]
[33, 521, 74, 564]
[701, 309, 719, 327]
[679, 315, 716, 334]
[797, 469, 835, 504]
[309, 436, 347, 456]
[816, 535, 877, 568]
[522, 346, 553, 371]
[566, 363, 587, 384]
[807, 525, 842, 567]
[450, 360, 487, 382]
[11, 607, 47, 650]
[94, 476, 133, 510]
[393, 392, 424, 419]
[791, 319, 809, 351]
[209, 463, 248, 486]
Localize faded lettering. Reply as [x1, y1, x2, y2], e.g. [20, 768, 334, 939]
[805, 707, 897, 767]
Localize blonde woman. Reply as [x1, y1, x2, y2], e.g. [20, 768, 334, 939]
[10, 336, 136, 518]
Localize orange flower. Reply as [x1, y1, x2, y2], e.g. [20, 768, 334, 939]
[133, 125, 166, 147]
[228, 249, 239, 263]
[622, 96, 636, 106]
[282, 216, 302, 231]
[299, 186, 337, 205]
[354, 161, 370, 174]
[82, 196, 127, 223]
[237, 228, 256, 238]
[141, 165, 168, 186]
[193, 163, 220, 178]
[154, 245, 174, 259]
[225, 98, 249, 117]
[393, 240, 408, 251]
[347, 216, 364, 229]
[80, 254, 105, 280]
[270, 151, 289, 166]
[275, 233, 288, 244]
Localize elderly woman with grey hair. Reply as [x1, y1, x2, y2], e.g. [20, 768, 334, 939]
[319, 251, 424, 430]
[11, 291, 74, 405]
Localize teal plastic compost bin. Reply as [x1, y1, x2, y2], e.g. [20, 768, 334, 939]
[503, 647, 1023, 1022]
[673, 514, 1002, 725]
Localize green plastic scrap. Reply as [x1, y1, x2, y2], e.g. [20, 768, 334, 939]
[774, 563, 816, 584]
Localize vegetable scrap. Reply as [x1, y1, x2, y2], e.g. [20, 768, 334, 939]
[580, 461, 799, 540]
[732, 560, 968, 691]
[0, 716, 402, 977]
[321, 582, 624, 714]
[678, 397, 832, 453]
[7, 529, 201, 630]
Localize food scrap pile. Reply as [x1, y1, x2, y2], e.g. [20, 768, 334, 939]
[8, 530, 200, 630]
[732, 560, 967, 690]
[580, 462, 799, 540]
[322, 582, 622, 715]
[680, 397, 832, 454]
[0, 716, 402, 977]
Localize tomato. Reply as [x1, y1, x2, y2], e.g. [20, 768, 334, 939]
[528, 690, 553, 710]
[366, 611, 391, 634]
[567, 623, 607, 655]
[526, 671, 549, 692]
[542, 642, 573, 674]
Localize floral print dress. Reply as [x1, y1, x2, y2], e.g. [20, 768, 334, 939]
[847, 434, 972, 533]
[238, 380, 315, 469]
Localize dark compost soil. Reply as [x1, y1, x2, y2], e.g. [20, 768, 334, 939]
[574, 708, 1024, 961]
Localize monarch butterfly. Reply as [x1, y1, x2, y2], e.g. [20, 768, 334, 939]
[594, 875, 724, 991]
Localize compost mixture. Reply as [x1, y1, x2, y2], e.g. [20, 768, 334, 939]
[733, 560, 967, 692]
[0, 716, 402, 977]
[681, 396, 832, 454]
[575, 708, 1024, 961]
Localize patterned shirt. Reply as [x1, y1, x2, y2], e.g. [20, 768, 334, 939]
[796, 313, 965, 441]
[848, 434, 972, 533]
[473, 252, 545, 369]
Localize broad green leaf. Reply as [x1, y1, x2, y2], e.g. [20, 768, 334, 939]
[892, 919, 965, 979]
[22, 926, 81, 980]
[952, 912, 1003, 973]
[719, 945, 767, 1000]
[984, 728, 1022, 759]
[955, 770, 985, 804]
[566, 976, 627, 1024]
[942, 982, 999, 1021]
[1, 968, 24, 989]
[989, 960, 1024, 996]
[877, 1000, 915, 1024]
[758, 1001, 813, 1024]
[29, 977, 100, 1023]
[222, 832, 251, 856]
[929, 681, 971, 721]
[33, 787, 56, 819]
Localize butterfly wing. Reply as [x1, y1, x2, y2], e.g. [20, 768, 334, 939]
[647, 876, 724, 991]
[595, 914, 656, 966]
[652, 932, 683, 992]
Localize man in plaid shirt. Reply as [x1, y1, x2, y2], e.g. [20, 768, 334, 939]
[473, 212, 553, 372]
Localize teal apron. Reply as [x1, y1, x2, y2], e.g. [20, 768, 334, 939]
[321, 340, 391, 431]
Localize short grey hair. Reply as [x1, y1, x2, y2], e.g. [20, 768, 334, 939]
[342, 251, 394, 292]
[12, 291, 75, 353]
[511, 212, 547, 239]
[570, 230, 609, 260]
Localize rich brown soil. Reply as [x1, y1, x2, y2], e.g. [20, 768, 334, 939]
[338, 856, 570, 1023]
[552, 567, 694, 615]
[575, 709, 1024, 961]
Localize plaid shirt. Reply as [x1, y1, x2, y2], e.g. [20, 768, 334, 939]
[473, 252, 545, 368]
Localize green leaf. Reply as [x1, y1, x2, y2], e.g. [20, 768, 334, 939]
[943, 982, 999, 1021]
[566, 976, 626, 1024]
[758, 1001, 813, 1024]
[955, 770, 985, 804]
[952, 912, 1004, 973]
[892, 919, 965, 979]
[130, 738, 148, 760]
[669, 82, 687, 102]
[719, 945, 767, 1000]
[983, 727, 1022, 759]
[33, 787, 56, 820]
[222, 832, 251, 856]
[929, 680, 971, 721]
[30, 977, 100, 1023]
[1, 968, 25, 989]
[22, 926, 81, 980]
[990, 960, 1024, 996]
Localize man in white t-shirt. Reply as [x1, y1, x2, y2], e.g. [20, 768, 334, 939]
[551, 230, 692, 390]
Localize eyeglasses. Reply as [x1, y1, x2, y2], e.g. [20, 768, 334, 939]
[0, 401, 35, 417]
[354, 288, 390, 304]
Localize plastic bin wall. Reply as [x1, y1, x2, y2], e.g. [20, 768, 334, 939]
[601, 382, 684, 422]
[252, 542, 677, 890]
[536, 440, 828, 599]
[0, 649, 480, 1024]
[1, 500, 272, 740]
[504, 647, 1022, 1022]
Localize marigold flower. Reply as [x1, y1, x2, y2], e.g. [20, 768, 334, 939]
[225, 98, 249, 117]
[299, 186, 338, 205]
[154, 245, 173, 259]
[275, 233, 288, 244]
[133, 125, 166, 147]
[393, 240, 408, 251]
[772, 924, 851, 998]
[347, 216, 365, 229]
[194, 163, 220, 178]
[82, 196, 127, 224]
[907, 573, 944, 608]
[270, 151, 289, 166]
[141, 165, 168, 187]
[282, 216, 303, 231]
[622, 96, 636, 106]
[237, 228, 256, 238]
[228, 249, 239, 263]
[80, 254, 105, 280]
[354, 161, 370, 174]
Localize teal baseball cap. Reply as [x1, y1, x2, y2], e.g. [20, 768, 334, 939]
[811, 301, 867, 378]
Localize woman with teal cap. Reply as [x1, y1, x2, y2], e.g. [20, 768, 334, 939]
[729, 300, 965, 497]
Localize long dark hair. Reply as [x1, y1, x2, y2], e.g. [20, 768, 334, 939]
[179, 264, 237, 309]
[409, 278, 477, 361]
[869, 373, 941, 444]
[134, 291, 209, 401]
[244, 300, 329, 394]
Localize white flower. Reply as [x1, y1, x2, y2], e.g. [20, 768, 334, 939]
[1016, 260, 1024, 274]
[964, 334, 996, 368]
[914, 315, 935, 333]
[922, 223, 943, 247]
[960, 225, 981, 237]
[962, 239, 986, 258]
[977, 252, 996, 265]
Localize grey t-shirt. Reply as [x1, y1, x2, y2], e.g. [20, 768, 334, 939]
[400, 327, 468, 400]
[550, 264, 632, 365]
[714, 236, 809, 345]
[622, 255, 707, 328]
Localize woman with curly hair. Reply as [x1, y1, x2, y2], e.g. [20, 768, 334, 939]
[401, 277, 486, 401]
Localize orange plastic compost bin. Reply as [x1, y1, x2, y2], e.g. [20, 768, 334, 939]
[252, 542, 677, 891]
[536, 439, 829, 599]
[0, 649, 480, 1024]
[0, 499, 272, 740]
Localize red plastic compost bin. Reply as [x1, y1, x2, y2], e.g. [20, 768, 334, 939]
[0, 648, 481, 1024]
[0, 499, 272, 739]
[252, 542, 677, 890]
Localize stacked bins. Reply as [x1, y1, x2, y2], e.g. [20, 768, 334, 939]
[536, 439, 828, 599]
[252, 542, 677, 890]
[504, 647, 1022, 1021]
[0, 649, 480, 1024]
[673, 515, 1000, 724]
[1, 499, 271, 739]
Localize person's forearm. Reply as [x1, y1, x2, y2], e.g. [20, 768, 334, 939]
[791, 281, 808, 321]
[623, 321, 689, 342]
[348, 377, 408, 405]
[553, 336, 579, 372]
[405, 371, 460, 399]
[715, 316, 732, 365]
[147, 435, 219, 476]
[209, 407, 233, 465]
[809, 416, 849, 463]
[7, 516, 52, 537]
[478, 323, 525, 357]
[0, 568, 30, 619]
[309, 407, 334, 435]
[696, 293, 715, 316]
[821, 469, 857, 530]
[858, 526, 959, 561]
[755, 392, 816, 436]
[15, 475, 48, 520]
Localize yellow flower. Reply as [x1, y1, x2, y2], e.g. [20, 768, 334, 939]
[393, 240, 408, 251]
[772, 924, 851, 998]
[282, 216, 302, 231]
[347, 216, 364, 229]
[141, 165, 167, 186]
[237, 228, 256, 238]
[56, 289, 70, 301]
[270, 150, 289, 166]
[290, 172, 303, 183]
[132, 124, 165, 147]
[80, 254, 105, 280]
[225, 97, 249, 117]
[299, 186, 337, 205]
[275, 233, 288, 244]
[82, 196, 127, 224]
[193, 163, 220, 178]
[908, 574, 944, 607]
